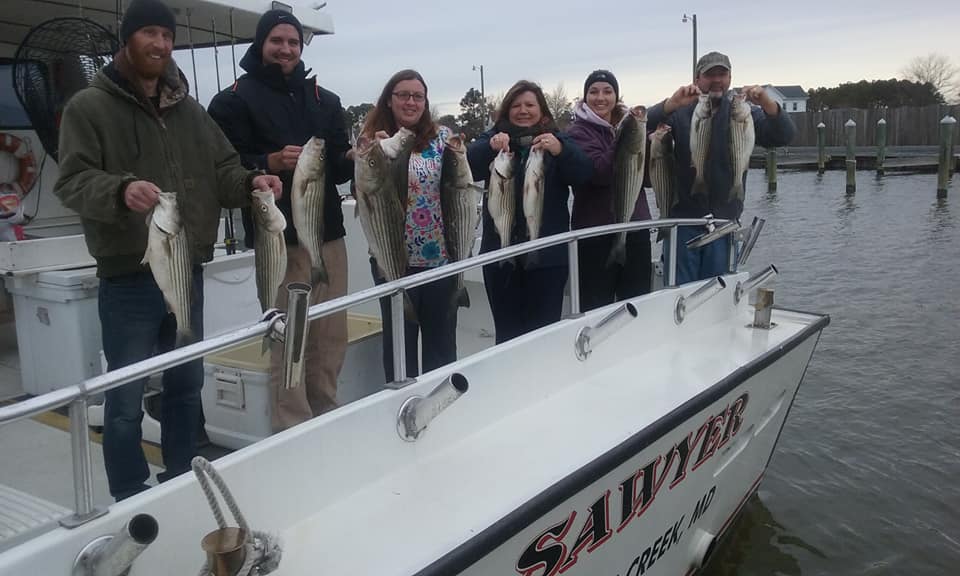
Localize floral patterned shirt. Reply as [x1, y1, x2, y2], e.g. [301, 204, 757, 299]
[405, 126, 451, 268]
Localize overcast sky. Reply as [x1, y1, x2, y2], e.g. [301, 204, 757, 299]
[178, 0, 960, 116]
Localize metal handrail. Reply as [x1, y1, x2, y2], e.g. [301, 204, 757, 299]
[0, 217, 722, 427]
[0, 216, 732, 527]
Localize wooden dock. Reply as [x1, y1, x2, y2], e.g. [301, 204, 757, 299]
[752, 146, 958, 173]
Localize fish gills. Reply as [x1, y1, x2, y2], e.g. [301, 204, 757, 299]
[143, 192, 193, 346]
[251, 188, 288, 312]
[729, 93, 755, 202]
[291, 137, 327, 285]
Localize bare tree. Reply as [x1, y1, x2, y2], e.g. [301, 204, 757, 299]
[901, 53, 960, 103]
[544, 82, 573, 128]
[430, 105, 441, 120]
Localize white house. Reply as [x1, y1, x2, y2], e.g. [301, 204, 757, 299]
[766, 85, 809, 113]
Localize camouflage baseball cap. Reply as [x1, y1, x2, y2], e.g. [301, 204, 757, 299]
[696, 52, 732, 76]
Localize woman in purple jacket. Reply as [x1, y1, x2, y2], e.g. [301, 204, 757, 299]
[567, 70, 652, 312]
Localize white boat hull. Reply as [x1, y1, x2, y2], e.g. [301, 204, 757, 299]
[0, 275, 827, 575]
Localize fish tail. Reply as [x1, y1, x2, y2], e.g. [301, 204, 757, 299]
[175, 327, 196, 348]
[693, 175, 708, 197]
[730, 181, 744, 202]
[607, 237, 627, 268]
[310, 263, 329, 286]
[403, 292, 419, 323]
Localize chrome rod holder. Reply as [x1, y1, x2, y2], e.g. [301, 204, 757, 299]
[675, 277, 726, 324]
[753, 288, 775, 329]
[737, 217, 766, 267]
[72, 514, 158, 576]
[686, 220, 741, 250]
[385, 290, 416, 389]
[666, 225, 678, 287]
[567, 239, 582, 317]
[575, 302, 638, 361]
[397, 373, 469, 441]
[282, 283, 311, 390]
[61, 398, 106, 528]
[735, 265, 779, 304]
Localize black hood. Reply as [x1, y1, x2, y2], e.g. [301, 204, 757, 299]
[239, 43, 307, 91]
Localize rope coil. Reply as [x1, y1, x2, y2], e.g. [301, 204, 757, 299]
[193, 457, 282, 576]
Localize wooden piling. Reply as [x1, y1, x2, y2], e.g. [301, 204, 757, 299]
[766, 150, 777, 191]
[949, 115, 957, 179]
[845, 119, 856, 193]
[938, 115, 956, 198]
[817, 122, 826, 174]
[876, 118, 887, 176]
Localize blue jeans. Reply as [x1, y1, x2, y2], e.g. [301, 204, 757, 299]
[98, 268, 204, 500]
[663, 225, 732, 286]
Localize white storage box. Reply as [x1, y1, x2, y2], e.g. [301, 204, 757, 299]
[3, 267, 101, 395]
[202, 314, 384, 450]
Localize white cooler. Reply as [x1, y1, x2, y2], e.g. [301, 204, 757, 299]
[202, 313, 384, 450]
[3, 267, 101, 395]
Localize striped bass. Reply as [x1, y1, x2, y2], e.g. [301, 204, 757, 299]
[729, 93, 755, 203]
[291, 137, 327, 285]
[608, 106, 647, 267]
[440, 134, 477, 308]
[142, 192, 193, 345]
[487, 150, 515, 251]
[522, 147, 545, 266]
[650, 123, 677, 219]
[251, 188, 288, 313]
[354, 129, 414, 285]
[690, 94, 714, 199]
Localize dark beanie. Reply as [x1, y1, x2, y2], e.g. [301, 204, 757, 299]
[120, 0, 177, 44]
[583, 70, 619, 100]
[254, 10, 304, 50]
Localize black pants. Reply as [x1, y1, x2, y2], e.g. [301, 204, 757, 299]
[578, 231, 652, 312]
[372, 259, 458, 382]
[483, 263, 568, 344]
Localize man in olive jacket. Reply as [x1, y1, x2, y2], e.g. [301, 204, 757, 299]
[53, 0, 281, 501]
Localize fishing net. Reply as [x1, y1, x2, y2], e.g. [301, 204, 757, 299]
[12, 18, 119, 161]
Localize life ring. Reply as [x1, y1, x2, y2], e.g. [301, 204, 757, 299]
[0, 133, 39, 198]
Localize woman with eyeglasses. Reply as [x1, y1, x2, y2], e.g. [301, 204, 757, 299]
[467, 80, 592, 344]
[567, 70, 653, 312]
[359, 69, 458, 382]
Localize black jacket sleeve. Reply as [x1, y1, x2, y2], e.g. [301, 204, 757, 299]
[208, 89, 269, 172]
[467, 129, 498, 182]
[324, 92, 354, 186]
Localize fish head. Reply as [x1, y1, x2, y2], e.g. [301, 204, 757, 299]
[354, 141, 391, 195]
[442, 134, 472, 183]
[380, 127, 416, 160]
[251, 189, 286, 233]
[649, 124, 673, 157]
[694, 94, 714, 118]
[492, 150, 515, 178]
[295, 137, 327, 180]
[731, 93, 752, 121]
[150, 192, 180, 234]
[629, 105, 647, 122]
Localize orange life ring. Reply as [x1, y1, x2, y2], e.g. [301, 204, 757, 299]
[0, 133, 39, 198]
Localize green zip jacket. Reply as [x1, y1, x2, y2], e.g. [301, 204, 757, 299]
[54, 59, 257, 277]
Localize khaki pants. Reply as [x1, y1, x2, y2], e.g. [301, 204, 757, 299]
[270, 239, 348, 432]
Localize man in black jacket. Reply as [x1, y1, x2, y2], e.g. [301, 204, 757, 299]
[209, 10, 353, 431]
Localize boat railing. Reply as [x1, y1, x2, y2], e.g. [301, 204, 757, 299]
[0, 217, 739, 527]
